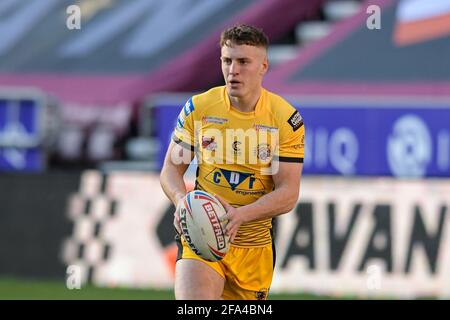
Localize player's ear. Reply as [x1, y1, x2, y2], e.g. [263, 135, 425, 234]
[261, 55, 269, 76]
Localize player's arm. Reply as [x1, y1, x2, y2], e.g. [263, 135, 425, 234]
[160, 140, 194, 233]
[218, 161, 302, 241]
[241, 160, 302, 220]
[160, 97, 196, 208]
[160, 140, 193, 205]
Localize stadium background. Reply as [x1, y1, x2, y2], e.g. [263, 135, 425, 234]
[1, 0, 450, 299]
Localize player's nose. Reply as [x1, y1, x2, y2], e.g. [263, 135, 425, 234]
[229, 61, 239, 75]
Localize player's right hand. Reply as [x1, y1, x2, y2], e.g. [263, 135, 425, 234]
[173, 197, 184, 235]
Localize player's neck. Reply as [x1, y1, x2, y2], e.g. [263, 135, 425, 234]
[228, 87, 262, 113]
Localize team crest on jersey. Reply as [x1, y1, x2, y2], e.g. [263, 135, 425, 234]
[202, 136, 217, 151]
[202, 116, 228, 124]
[287, 110, 303, 132]
[232, 141, 241, 155]
[255, 143, 271, 161]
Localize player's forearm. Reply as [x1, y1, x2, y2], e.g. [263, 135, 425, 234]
[160, 164, 188, 206]
[237, 185, 299, 223]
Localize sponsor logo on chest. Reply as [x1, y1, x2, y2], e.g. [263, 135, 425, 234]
[202, 116, 228, 125]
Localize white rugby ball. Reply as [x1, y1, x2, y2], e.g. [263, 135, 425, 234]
[179, 190, 229, 262]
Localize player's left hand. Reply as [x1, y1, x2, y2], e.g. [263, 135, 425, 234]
[215, 195, 245, 243]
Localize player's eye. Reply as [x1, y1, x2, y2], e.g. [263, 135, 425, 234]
[222, 58, 231, 65]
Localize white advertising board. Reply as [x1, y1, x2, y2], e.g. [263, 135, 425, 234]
[63, 171, 450, 298]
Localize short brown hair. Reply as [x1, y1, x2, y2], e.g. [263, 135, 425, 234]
[220, 24, 269, 49]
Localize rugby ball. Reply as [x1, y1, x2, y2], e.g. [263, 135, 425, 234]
[179, 190, 229, 262]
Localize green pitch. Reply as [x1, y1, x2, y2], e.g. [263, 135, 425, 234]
[0, 277, 337, 300]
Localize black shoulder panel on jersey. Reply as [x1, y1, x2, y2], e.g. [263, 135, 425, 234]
[287, 110, 304, 132]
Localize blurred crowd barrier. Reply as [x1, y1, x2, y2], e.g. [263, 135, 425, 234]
[0, 88, 59, 171]
[0, 88, 132, 169]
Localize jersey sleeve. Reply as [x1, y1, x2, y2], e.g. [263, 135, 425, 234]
[276, 109, 305, 163]
[172, 97, 197, 151]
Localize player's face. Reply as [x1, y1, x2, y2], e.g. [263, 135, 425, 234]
[221, 42, 268, 99]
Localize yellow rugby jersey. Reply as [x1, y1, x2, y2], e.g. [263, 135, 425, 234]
[172, 86, 304, 247]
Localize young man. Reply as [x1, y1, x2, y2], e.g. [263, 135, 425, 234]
[160, 24, 304, 300]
